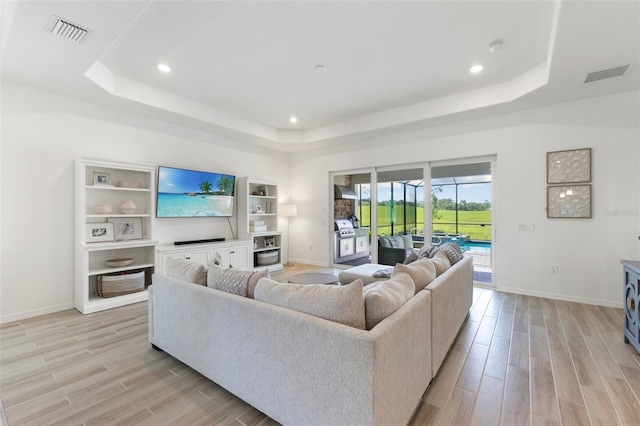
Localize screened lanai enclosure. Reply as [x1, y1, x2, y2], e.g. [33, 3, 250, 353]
[342, 162, 493, 284]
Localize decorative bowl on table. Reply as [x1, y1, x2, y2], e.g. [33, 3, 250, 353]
[105, 258, 134, 267]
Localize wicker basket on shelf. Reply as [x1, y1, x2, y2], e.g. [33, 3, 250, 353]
[97, 269, 145, 298]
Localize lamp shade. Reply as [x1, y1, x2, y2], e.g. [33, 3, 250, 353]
[280, 204, 297, 217]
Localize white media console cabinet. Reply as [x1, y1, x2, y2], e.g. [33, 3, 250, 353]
[156, 240, 252, 274]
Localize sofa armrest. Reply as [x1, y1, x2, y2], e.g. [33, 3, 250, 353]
[425, 255, 474, 375]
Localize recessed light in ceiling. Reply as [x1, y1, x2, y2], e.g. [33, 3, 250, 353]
[315, 64, 327, 71]
[157, 63, 171, 73]
[289, 116, 298, 123]
[470, 64, 484, 74]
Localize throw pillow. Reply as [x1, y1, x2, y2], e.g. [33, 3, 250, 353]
[254, 278, 366, 329]
[403, 251, 419, 265]
[207, 264, 269, 297]
[400, 234, 414, 250]
[373, 267, 393, 278]
[389, 236, 403, 248]
[417, 244, 438, 259]
[394, 257, 436, 292]
[363, 271, 415, 330]
[165, 257, 208, 285]
[379, 236, 392, 248]
[247, 268, 270, 299]
[437, 242, 464, 265]
[211, 268, 254, 297]
[431, 251, 451, 276]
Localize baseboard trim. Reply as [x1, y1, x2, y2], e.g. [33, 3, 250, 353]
[288, 258, 330, 267]
[0, 302, 75, 324]
[496, 286, 622, 309]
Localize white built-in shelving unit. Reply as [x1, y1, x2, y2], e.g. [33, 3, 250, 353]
[74, 158, 157, 314]
[237, 177, 283, 271]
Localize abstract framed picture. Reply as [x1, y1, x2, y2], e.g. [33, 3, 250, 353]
[108, 217, 143, 240]
[86, 222, 114, 243]
[547, 148, 591, 184]
[547, 185, 592, 218]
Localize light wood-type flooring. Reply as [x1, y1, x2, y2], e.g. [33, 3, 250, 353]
[1, 263, 639, 425]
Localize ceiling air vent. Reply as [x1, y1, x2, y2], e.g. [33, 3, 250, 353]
[584, 64, 631, 84]
[47, 16, 92, 44]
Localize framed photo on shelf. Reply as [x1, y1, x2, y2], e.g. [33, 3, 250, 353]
[86, 222, 114, 243]
[546, 148, 591, 184]
[93, 172, 111, 186]
[547, 185, 592, 219]
[264, 237, 275, 248]
[108, 217, 143, 240]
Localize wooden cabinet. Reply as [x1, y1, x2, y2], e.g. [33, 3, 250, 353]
[237, 177, 283, 271]
[156, 240, 252, 274]
[622, 260, 640, 354]
[75, 158, 156, 314]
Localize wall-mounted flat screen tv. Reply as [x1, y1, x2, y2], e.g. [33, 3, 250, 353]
[157, 166, 236, 217]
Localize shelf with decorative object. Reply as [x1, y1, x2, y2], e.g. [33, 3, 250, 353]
[75, 158, 156, 314]
[238, 177, 283, 271]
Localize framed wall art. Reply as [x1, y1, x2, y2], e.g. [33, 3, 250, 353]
[547, 185, 592, 218]
[86, 222, 114, 243]
[108, 217, 143, 240]
[547, 148, 591, 184]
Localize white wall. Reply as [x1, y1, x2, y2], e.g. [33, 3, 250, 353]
[2, 82, 638, 321]
[1, 82, 290, 322]
[289, 91, 640, 308]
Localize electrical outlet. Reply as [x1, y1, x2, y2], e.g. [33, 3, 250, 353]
[552, 266, 559, 274]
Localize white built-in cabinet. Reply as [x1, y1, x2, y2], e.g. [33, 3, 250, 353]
[74, 158, 157, 314]
[156, 240, 251, 274]
[237, 177, 283, 271]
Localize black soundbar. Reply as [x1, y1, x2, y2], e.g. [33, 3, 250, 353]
[174, 237, 225, 246]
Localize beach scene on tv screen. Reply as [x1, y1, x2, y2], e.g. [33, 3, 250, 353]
[157, 167, 235, 217]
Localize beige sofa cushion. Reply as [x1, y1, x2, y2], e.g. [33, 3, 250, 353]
[254, 278, 366, 329]
[363, 271, 414, 330]
[165, 257, 208, 285]
[394, 258, 437, 292]
[431, 251, 451, 276]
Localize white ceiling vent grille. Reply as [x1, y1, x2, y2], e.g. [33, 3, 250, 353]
[47, 16, 92, 44]
[584, 64, 631, 84]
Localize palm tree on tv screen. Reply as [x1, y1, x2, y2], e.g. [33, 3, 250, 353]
[199, 181, 212, 194]
[217, 176, 233, 195]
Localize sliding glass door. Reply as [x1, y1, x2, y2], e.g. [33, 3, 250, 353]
[430, 159, 495, 286]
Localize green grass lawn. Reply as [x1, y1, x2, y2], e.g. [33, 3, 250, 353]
[357, 205, 492, 241]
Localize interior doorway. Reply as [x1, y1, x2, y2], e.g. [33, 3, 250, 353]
[430, 159, 495, 286]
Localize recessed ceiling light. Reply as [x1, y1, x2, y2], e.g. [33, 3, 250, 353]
[157, 63, 171, 73]
[289, 116, 298, 123]
[470, 64, 484, 74]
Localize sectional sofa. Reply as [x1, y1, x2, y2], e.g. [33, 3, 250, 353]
[148, 253, 473, 425]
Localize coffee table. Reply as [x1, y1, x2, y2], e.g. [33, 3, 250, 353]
[288, 272, 339, 285]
